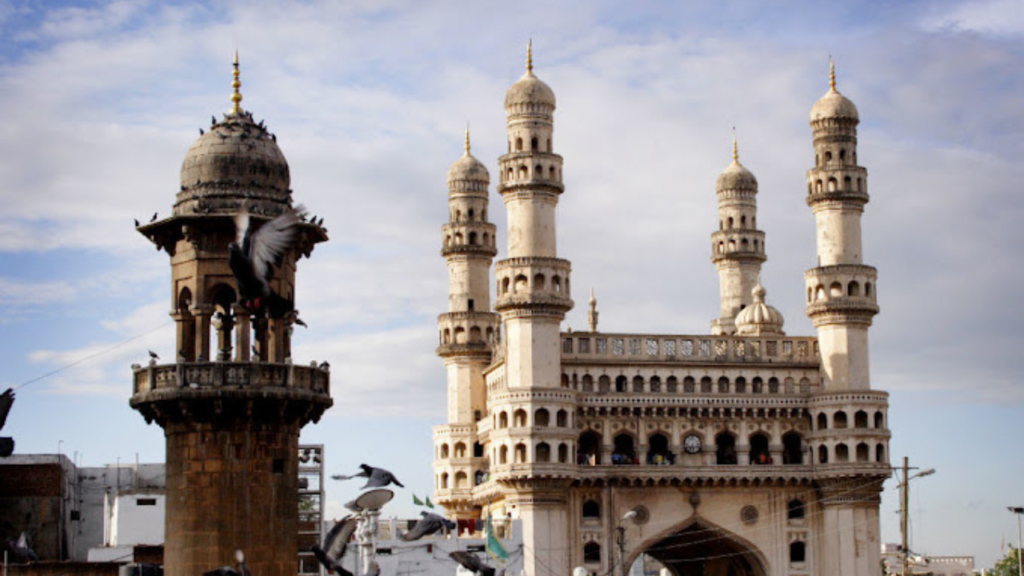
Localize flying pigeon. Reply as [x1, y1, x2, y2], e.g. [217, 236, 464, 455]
[399, 511, 454, 542]
[203, 549, 250, 576]
[0, 388, 16, 457]
[229, 204, 306, 319]
[148, 350, 159, 361]
[311, 515, 358, 576]
[332, 464, 404, 489]
[6, 532, 38, 563]
[450, 551, 495, 576]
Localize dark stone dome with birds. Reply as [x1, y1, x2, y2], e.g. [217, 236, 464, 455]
[176, 110, 291, 217]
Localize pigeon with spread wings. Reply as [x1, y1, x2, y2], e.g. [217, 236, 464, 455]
[331, 464, 404, 490]
[229, 205, 306, 319]
[311, 515, 358, 576]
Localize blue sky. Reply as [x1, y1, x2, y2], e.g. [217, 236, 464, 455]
[0, 0, 1022, 569]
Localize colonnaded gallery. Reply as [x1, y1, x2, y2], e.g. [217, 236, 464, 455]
[433, 47, 890, 576]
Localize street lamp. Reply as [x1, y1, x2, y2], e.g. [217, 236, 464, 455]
[617, 511, 638, 576]
[894, 457, 936, 576]
[1008, 507, 1024, 576]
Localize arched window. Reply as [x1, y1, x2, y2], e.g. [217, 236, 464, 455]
[648, 433, 671, 465]
[468, 231, 477, 245]
[546, 138, 551, 151]
[768, 377, 779, 394]
[561, 373, 569, 388]
[581, 374, 594, 392]
[815, 180, 823, 193]
[584, 542, 601, 564]
[817, 413, 827, 430]
[854, 410, 868, 428]
[514, 274, 528, 293]
[824, 150, 833, 163]
[513, 409, 527, 427]
[876, 443, 886, 463]
[552, 275, 562, 292]
[666, 376, 678, 393]
[717, 376, 730, 394]
[454, 327, 466, 344]
[834, 411, 848, 429]
[549, 166, 556, 179]
[578, 431, 601, 465]
[535, 408, 550, 427]
[782, 432, 803, 465]
[848, 281, 861, 296]
[582, 500, 600, 519]
[474, 442, 484, 458]
[514, 443, 527, 463]
[536, 442, 551, 462]
[815, 285, 826, 301]
[515, 137, 523, 151]
[752, 377, 763, 394]
[558, 443, 568, 463]
[701, 376, 712, 393]
[716, 432, 737, 465]
[750, 433, 771, 465]
[874, 411, 884, 429]
[454, 442, 466, 458]
[839, 148, 846, 161]
[683, 376, 696, 393]
[499, 411, 508, 428]
[557, 409, 568, 427]
[470, 326, 482, 342]
[632, 375, 644, 392]
[856, 442, 869, 462]
[649, 376, 661, 393]
[615, 375, 627, 393]
[830, 282, 843, 297]
[741, 215, 747, 227]
[440, 444, 450, 458]
[519, 165, 528, 179]
[499, 445, 508, 464]
[790, 541, 806, 563]
[735, 377, 746, 394]
[598, 375, 611, 393]
[818, 445, 828, 464]
[865, 282, 873, 297]
[728, 216, 734, 229]
[612, 434, 635, 465]
[531, 137, 538, 151]
[835, 443, 849, 462]
[440, 472, 449, 489]
[828, 177, 838, 191]
[787, 499, 805, 520]
[533, 273, 546, 291]
[455, 471, 467, 489]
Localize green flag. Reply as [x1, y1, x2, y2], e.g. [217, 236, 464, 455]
[412, 494, 424, 506]
[425, 496, 435, 509]
[486, 512, 509, 562]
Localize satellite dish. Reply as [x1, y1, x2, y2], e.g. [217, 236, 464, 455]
[354, 488, 394, 512]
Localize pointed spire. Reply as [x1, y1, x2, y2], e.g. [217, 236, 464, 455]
[464, 124, 471, 155]
[732, 127, 739, 163]
[526, 39, 533, 74]
[587, 288, 599, 332]
[230, 50, 244, 115]
[829, 55, 836, 92]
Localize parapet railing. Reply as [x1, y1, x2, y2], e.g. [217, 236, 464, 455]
[131, 361, 330, 396]
[560, 333, 819, 364]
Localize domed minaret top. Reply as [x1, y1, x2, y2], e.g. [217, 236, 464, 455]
[810, 58, 859, 123]
[177, 52, 291, 217]
[504, 40, 556, 114]
[735, 280, 785, 336]
[447, 127, 490, 189]
[716, 134, 758, 192]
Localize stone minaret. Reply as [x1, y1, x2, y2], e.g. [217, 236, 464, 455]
[805, 60, 888, 576]
[711, 135, 766, 335]
[131, 55, 332, 576]
[433, 129, 499, 519]
[492, 43, 574, 576]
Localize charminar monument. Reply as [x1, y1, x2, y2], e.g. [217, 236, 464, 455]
[433, 45, 890, 576]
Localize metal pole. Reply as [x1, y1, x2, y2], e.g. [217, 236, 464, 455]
[1016, 509, 1022, 576]
[901, 456, 909, 576]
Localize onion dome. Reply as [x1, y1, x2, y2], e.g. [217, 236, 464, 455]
[447, 127, 489, 188]
[716, 135, 757, 191]
[735, 281, 785, 336]
[176, 53, 290, 216]
[810, 59, 859, 123]
[504, 41, 556, 112]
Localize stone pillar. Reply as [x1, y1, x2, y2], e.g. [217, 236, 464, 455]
[193, 305, 213, 362]
[234, 308, 251, 362]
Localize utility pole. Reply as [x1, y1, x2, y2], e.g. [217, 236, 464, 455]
[1009, 506, 1024, 576]
[901, 457, 909, 576]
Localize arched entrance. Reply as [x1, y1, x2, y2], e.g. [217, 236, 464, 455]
[630, 518, 767, 576]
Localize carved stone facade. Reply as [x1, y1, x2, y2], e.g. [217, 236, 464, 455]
[434, 51, 891, 576]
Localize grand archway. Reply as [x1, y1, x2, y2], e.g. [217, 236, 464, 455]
[632, 519, 767, 576]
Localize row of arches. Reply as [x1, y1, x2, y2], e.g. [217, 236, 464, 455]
[569, 373, 812, 395]
[577, 430, 806, 466]
[718, 215, 757, 231]
[436, 469, 487, 490]
[815, 409, 885, 430]
[511, 135, 551, 153]
[449, 207, 487, 223]
[493, 440, 572, 465]
[498, 272, 568, 296]
[816, 148, 857, 166]
[443, 230, 495, 249]
[808, 280, 874, 303]
[439, 325, 496, 345]
[810, 175, 864, 194]
[581, 497, 806, 522]
[435, 440, 485, 460]
[493, 407, 571, 429]
[817, 441, 886, 464]
[176, 282, 290, 363]
[502, 163, 561, 184]
[714, 237, 762, 255]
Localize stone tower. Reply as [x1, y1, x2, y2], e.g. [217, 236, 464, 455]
[434, 129, 500, 519]
[711, 136, 766, 335]
[804, 60, 888, 576]
[131, 56, 332, 576]
[492, 43, 574, 576]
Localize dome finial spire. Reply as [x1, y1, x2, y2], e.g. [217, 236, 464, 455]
[526, 39, 533, 73]
[732, 127, 739, 162]
[230, 49, 244, 115]
[465, 123, 471, 155]
[829, 55, 836, 92]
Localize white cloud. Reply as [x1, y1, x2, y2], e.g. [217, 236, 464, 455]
[0, 276, 77, 305]
[921, 0, 1024, 36]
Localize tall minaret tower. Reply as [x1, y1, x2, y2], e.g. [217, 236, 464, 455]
[433, 129, 499, 519]
[493, 43, 574, 576]
[805, 60, 888, 576]
[711, 135, 766, 335]
[804, 60, 879, 390]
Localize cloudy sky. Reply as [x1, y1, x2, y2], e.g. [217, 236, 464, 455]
[1, 0, 1022, 568]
